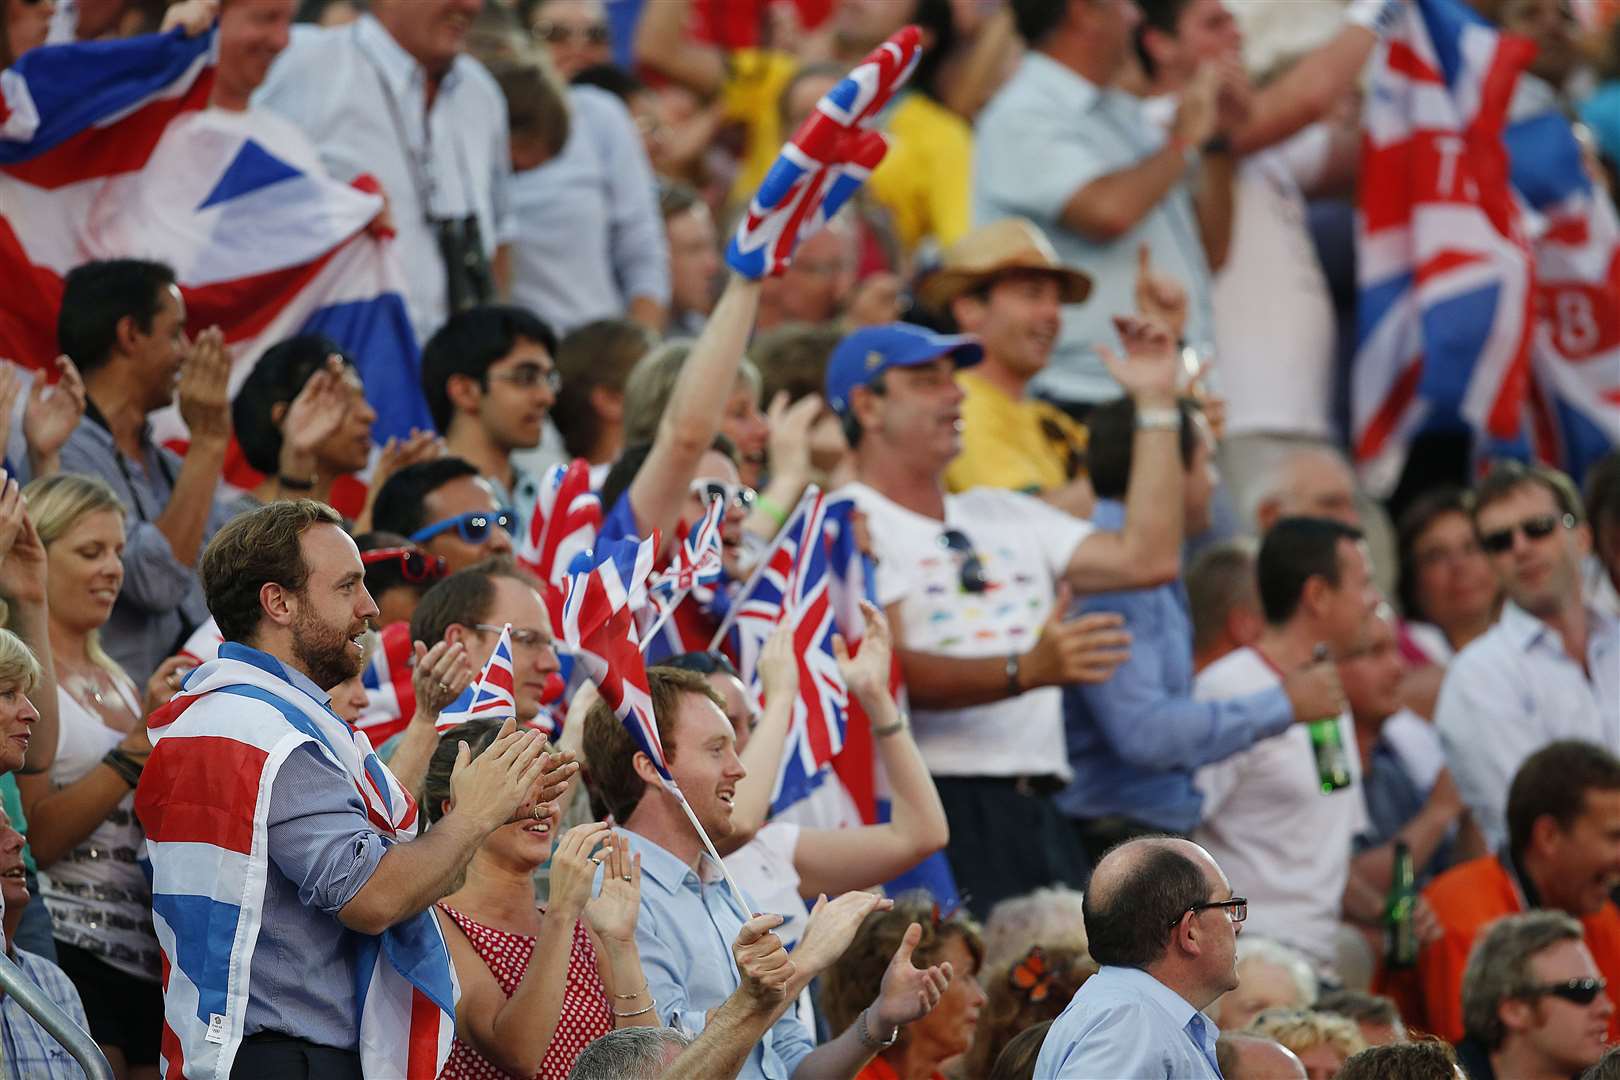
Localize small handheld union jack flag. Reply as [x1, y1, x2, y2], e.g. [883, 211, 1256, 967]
[434, 624, 518, 731]
[517, 459, 602, 587]
[726, 25, 923, 280]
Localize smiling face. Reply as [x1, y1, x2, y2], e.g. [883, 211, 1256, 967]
[214, 0, 295, 104]
[954, 272, 1063, 381]
[135, 284, 189, 415]
[1476, 482, 1587, 619]
[420, 476, 515, 571]
[665, 690, 746, 841]
[1538, 787, 1620, 917]
[0, 677, 39, 775]
[529, 0, 610, 79]
[44, 508, 126, 636]
[1409, 509, 1499, 638]
[288, 524, 380, 690]
[1312, 539, 1381, 657]
[685, 450, 749, 580]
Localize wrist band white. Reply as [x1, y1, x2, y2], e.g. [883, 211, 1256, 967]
[1346, 0, 1400, 36]
[1136, 407, 1181, 432]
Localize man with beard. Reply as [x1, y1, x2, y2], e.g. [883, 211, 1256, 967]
[136, 500, 574, 1078]
[1435, 462, 1620, 851]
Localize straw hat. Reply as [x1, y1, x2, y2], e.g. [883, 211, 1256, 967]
[918, 218, 1093, 311]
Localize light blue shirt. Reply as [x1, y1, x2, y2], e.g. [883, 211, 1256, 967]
[256, 15, 513, 341]
[1059, 501, 1293, 832]
[973, 53, 1213, 405]
[1, 948, 89, 1080]
[620, 832, 812, 1080]
[504, 86, 670, 335]
[1034, 965, 1223, 1079]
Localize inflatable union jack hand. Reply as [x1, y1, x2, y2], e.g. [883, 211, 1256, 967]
[726, 26, 922, 280]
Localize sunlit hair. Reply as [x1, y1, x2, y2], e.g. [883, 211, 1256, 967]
[24, 474, 128, 681]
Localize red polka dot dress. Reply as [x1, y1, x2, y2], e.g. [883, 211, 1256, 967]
[437, 903, 614, 1080]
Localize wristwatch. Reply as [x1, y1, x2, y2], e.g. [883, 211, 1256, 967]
[1005, 652, 1022, 696]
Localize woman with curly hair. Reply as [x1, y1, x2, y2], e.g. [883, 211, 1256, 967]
[819, 894, 987, 1080]
[963, 945, 1095, 1077]
[1247, 1007, 1368, 1080]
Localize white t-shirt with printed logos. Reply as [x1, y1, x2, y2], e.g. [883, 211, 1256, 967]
[840, 483, 1093, 779]
[1192, 647, 1368, 974]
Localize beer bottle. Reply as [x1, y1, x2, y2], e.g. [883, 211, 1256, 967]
[1385, 840, 1419, 969]
[1306, 644, 1352, 793]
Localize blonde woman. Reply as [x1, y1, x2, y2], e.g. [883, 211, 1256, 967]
[1247, 1008, 1369, 1080]
[16, 474, 186, 1080]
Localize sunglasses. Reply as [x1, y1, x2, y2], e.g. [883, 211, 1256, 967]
[690, 479, 756, 512]
[408, 509, 518, 546]
[1526, 977, 1608, 1006]
[359, 547, 447, 584]
[938, 529, 988, 593]
[533, 20, 610, 45]
[1169, 897, 1248, 928]
[1479, 512, 1575, 554]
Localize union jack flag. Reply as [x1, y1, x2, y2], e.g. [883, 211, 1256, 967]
[559, 535, 670, 782]
[356, 621, 417, 746]
[434, 624, 518, 731]
[650, 495, 725, 605]
[726, 26, 921, 280]
[517, 459, 602, 588]
[1353, 0, 1539, 494]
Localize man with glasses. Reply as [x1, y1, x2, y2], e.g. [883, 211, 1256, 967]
[830, 316, 1186, 914]
[1417, 741, 1620, 1043]
[371, 458, 517, 574]
[420, 305, 559, 534]
[1435, 460, 1620, 851]
[1457, 910, 1613, 1080]
[1036, 837, 1243, 1078]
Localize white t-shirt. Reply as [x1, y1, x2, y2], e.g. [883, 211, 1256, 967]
[1192, 647, 1367, 974]
[841, 483, 1093, 778]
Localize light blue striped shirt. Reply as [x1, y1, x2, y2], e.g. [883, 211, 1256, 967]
[1034, 965, 1223, 1079]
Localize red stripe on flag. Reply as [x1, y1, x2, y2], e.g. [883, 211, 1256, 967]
[1356, 355, 1424, 462]
[181, 242, 345, 344]
[1414, 249, 1485, 285]
[0, 215, 65, 371]
[1, 71, 215, 190]
[405, 988, 441, 1079]
[136, 735, 267, 852]
[1385, 40, 1444, 84]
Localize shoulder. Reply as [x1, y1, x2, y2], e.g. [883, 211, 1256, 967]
[453, 52, 504, 102]
[1424, 857, 1511, 922]
[269, 21, 355, 71]
[1195, 648, 1274, 700]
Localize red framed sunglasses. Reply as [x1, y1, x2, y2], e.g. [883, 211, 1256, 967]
[360, 547, 447, 584]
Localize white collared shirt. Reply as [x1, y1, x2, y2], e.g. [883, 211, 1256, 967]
[1436, 602, 1620, 851]
[255, 14, 512, 341]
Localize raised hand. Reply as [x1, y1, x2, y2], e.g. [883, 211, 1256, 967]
[23, 356, 87, 470]
[733, 913, 796, 1009]
[0, 491, 48, 606]
[1133, 245, 1188, 344]
[870, 922, 954, 1031]
[280, 357, 352, 468]
[548, 820, 611, 920]
[832, 600, 891, 705]
[143, 655, 194, 717]
[765, 392, 822, 487]
[178, 326, 232, 442]
[1099, 314, 1179, 409]
[757, 621, 799, 709]
[368, 429, 443, 496]
[1022, 584, 1131, 689]
[584, 831, 642, 944]
[411, 639, 473, 721]
[0, 365, 22, 463]
[522, 748, 579, 819]
[448, 720, 553, 834]
[790, 890, 893, 980]
[1171, 63, 1221, 150]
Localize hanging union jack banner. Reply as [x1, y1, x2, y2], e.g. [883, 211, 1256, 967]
[1353, 0, 1538, 494]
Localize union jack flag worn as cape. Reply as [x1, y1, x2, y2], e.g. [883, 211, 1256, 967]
[135, 644, 457, 1079]
[726, 26, 922, 280]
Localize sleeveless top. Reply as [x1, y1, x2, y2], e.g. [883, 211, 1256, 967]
[437, 902, 613, 1080]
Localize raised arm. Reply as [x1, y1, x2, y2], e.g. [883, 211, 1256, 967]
[1235, 14, 1384, 156]
[633, 0, 727, 98]
[156, 328, 232, 568]
[0, 499, 57, 775]
[720, 624, 797, 854]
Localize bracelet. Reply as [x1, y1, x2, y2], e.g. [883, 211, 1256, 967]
[871, 714, 907, 739]
[613, 1000, 657, 1019]
[856, 1006, 898, 1050]
[754, 494, 789, 528]
[102, 749, 143, 788]
[1005, 652, 1022, 696]
[277, 473, 317, 491]
[614, 983, 650, 1000]
[1136, 407, 1181, 432]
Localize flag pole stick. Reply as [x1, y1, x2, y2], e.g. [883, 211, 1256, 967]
[707, 484, 821, 650]
[666, 779, 752, 914]
[639, 591, 689, 655]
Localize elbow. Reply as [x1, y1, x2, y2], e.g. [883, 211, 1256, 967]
[336, 897, 391, 937]
[915, 816, 949, 860]
[1124, 551, 1181, 590]
[1083, 212, 1133, 243]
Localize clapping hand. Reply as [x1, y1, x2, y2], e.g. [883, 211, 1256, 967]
[1133, 245, 1188, 344]
[23, 356, 86, 471]
[733, 914, 796, 1009]
[1099, 315, 1179, 409]
[790, 891, 893, 981]
[280, 357, 352, 469]
[757, 622, 799, 710]
[410, 639, 473, 721]
[548, 820, 611, 920]
[870, 923, 954, 1031]
[178, 327, 232, 442]
[584, 832, 642, 944]
[0, 486, 47, 606]
[832, 600, 891, 706]
[448, 720, 553, 834]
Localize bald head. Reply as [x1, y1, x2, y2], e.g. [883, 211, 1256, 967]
[1084, 838, 1224, 969]
[1217, 1034, 1309, 1080]
[1257, 448, 1359, 533]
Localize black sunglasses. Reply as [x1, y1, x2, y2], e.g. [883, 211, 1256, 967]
[1169, 897, 1248, 928]
[1480, 512, 1575, 554]
[533, 20, 611, 45]
[1526, 977, 1607, 1006]
[938, 529, 988, 593]
[360, 547, 446, 584]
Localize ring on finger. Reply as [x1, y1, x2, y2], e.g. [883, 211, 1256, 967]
[588, 855, 603, 865]
[530, 804, 544, 821]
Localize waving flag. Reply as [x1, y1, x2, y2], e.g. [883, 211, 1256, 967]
[1353, 0, 1538, 494]
[559, 535, 667, 780]
[1499, 113, 1620, 481]
[517, 459, 603, 588]
[726, 26, 922, 280]
[651, 495, 725, 606]
[0, 27, 432, 444]
[434, 624, 519, 731]
[137, 645, 456, 1079]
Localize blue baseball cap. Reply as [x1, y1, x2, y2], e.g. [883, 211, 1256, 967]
[824, 323, 983, 418]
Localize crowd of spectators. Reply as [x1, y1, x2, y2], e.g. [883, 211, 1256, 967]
[2, 0, 1620, 1077]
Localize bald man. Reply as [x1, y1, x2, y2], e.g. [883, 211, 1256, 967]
[1216, 1034, 1309, 1080]
[1035, 838, 1243, 1079]
[1252, 446, 1398, 596]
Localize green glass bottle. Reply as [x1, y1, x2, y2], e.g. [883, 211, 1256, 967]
[1306, 643, 1351, 794]
[1385, 840, 1418, 969]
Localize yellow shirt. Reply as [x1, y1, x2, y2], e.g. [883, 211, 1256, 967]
[722, 48, 800, 206]
[867, 92, 973, 253]
[945, 370, 1088, 494]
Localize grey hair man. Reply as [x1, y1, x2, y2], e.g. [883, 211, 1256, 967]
[567, 1028, 694, 1080]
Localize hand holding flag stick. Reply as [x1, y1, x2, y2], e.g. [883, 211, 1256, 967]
[641, 494, 726, 653]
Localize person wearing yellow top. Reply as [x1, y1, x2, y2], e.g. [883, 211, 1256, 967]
[946, 368, 1089, 496]
[867, 91, 974, 255]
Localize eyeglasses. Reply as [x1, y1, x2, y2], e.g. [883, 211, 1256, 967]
[359, 547, 447, 584]
[408, 509, 518, 546]
[488, 364, 562, 394]
[473, 624, 554, 650]
[938, 529, 988, 593]
[532, 20, 610, 45]
[1521, 977, 1608, 1006]
[1479, 512, 1576, 554]
[690, 479, 756, 512]
[1169, 897, 1248, 928]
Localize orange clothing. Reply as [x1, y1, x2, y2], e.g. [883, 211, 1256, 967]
[1416, 855, 1620, 1041]
[853, 1057, 944, 1080]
